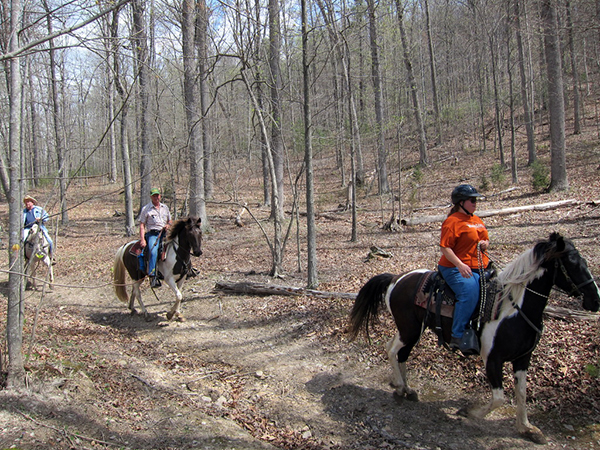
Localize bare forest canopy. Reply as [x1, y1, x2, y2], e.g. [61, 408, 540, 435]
[1, 0, 599, 213]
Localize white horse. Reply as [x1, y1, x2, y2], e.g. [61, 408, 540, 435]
[24, 222, 54, 290]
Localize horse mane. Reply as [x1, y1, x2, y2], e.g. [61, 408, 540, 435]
[166, 218, 189, 241]
[496, 246, 546, 309]
[495, 234, 565, 310]
[166, 216, 200, 241]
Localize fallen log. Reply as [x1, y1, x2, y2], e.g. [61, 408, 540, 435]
[213, 281, 356, 300]
[401, 199, 580, 226]
[544, 305, 600, 321]
[214, 280, 599, 321]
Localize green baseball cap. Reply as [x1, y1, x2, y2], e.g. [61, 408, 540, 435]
[150, 188, 161, 196]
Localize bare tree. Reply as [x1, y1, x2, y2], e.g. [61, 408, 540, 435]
[132, 0, 152, 210]
[366, 0, 389, 194]
[7, 0, 25, 389]
[42, 0, 68, 224]
[301, 0, 317, 288]
[268, 0, 285, 220]
[422, 0, 442, 145]
[514, 0, 536, 164]
[112, 6, 135, 235]
[396, 0, 428, 166]
[565, 0, 581, 135]
[182, 0, 205, 219]
[542, 0, 568, 191]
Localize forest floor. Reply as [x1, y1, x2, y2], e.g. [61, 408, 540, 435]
[1, 131, 600, 450]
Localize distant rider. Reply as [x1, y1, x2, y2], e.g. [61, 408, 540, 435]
[23, 194, 54, 257]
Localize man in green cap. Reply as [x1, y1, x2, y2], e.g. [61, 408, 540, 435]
[139, 188, 172, 287]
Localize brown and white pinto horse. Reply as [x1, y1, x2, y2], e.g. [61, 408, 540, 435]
[113, 217, 202, 321]
[349, 233, 600, 443]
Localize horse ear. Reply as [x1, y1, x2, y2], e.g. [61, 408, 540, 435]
[196, 217, 202, 225]
[549, 232, 565, 252]
[556, 235, 565, 253]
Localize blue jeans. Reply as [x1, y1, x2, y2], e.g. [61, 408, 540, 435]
[145, 231, 162, 277]
[438, 265, 482, 339]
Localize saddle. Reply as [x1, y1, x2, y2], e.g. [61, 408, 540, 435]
[416, 264, 499, 354]
[130, 239, 165, 276]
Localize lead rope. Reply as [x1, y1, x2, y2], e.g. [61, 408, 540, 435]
[476, 241, 486, 331]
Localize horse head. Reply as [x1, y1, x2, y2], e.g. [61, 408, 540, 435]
[169, 216, 203, 257]
[186, 217, 203, 257]
[541, 232, 600, 312]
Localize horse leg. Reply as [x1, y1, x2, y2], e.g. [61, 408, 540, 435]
[386, 333, 418, 401]
[46, 256, 54, 289]
[30, 260, 38, 290]
[514, 367, 546, 444]
[165, 278, 184, 321]
[466, 357, 505, 419]
[133, 280, 152, 320]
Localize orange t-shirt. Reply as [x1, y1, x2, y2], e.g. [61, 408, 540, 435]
[438, 212, 489, 269]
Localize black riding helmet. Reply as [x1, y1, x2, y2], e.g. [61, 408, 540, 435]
[451, 184, 484, 205]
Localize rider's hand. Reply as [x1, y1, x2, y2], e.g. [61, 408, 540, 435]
[479, 240, 490, 252]
[458, 262, 473, 278]
[140, 238, 147, 248]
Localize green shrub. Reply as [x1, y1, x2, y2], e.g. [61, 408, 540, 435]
[480, 175, 489, 192]
[412, 166, 423, 184]
[585, 363, 599, 378]
[490, 163, 505, 187]
[531, 160, 549, 191]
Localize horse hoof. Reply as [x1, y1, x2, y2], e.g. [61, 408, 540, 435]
[521, 428, 547, 445]
[393, 391, 405, 403]
[456, 406, 470, 417]
[406, 391, 419, 402]
[166, 311, 185, 322]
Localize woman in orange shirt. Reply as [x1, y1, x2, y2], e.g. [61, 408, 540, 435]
[438, 184, 489, 352]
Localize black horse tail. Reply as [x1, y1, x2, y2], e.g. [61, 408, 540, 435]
[348, 273, 396, 341]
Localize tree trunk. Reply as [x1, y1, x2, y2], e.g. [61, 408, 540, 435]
[489, 31, 505, 166]
[301, 0, 318, 288]
[566, 0, 581, 135]
[514, 0, 536, 165]
[241, 69, 284, 277]
[542, 0, 568, 191]
[396, 0, 428, 166]
[422, 0, 442, 145]
[104, 19, 118, 184]
[268, 0, 285, 220]
[132, 0, 152, 210]
[196, 0, 212, 207]
[366, 0, 389, 194]
[182, 0, 204, 220]
[28, 74, 40, 187]
[43, 0, 68, 225]
[112, 7, 135, 236]
[507, 4, 517, 184]
[7, 0, 25, 389]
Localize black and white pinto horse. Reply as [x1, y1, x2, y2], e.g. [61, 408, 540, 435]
[113, 217, 202, 321]
[24, 222, 54, 290]
[349, 233, 600, 443]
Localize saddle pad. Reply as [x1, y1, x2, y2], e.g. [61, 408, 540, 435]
[129, 241, 143, 257]
[414, 271, 454, 318]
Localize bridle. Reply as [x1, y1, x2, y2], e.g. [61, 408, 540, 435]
[506, 252, 595, 338]
[553, 257, 596, 298]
